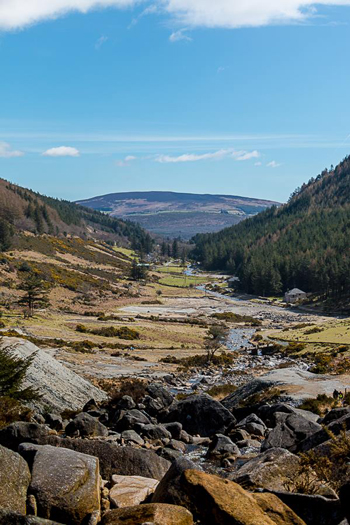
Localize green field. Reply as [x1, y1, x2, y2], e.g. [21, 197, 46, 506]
[113, 247, 138, 259]
[159, 274, 211, 288]
[156, 265, 185, 274]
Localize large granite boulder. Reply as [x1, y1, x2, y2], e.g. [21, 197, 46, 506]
[229, 448, 300, 491]
[30, 436, 170, 481]
[206, 434, 240, 459]
[162, 395, 235, 437]
[157, 469, 305, 525]
[140, 424, 172, 441]
[152, 457, 200, 507]
[0, 445, 31, 514]
[115, 409, 151, 432]
[262, 413, 322, 453]
[26, 444, 100, 525]
[101, 503, 193, 525]
[257, 404, 320, 427]
[146, 383, 175, 408]
[65, 412, 108, 438]
[109, 475, 159, 508]
[299, 412, 350, 452]
[0, 422, 50, 451]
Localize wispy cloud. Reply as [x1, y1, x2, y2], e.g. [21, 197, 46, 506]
[267, 160, 281, 168]
[42, 146, 80, 157]
[116, 155, 137, 167]
[1, 1, 347, 31]
[169, 28, 192, 42]
[217, 66, 226, 74]
[95, 35, 108, 50]
[155, 148, 259, 163]
[0, 142, 24, 158]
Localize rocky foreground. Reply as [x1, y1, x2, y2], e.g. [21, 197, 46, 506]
[1, 363, 350, 525]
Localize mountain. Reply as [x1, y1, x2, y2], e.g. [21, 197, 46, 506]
[193, 156, 350, 299]
[0, 179, 153, 253]
[76, 191, 279, 240]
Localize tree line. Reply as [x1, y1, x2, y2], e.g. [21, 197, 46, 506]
[193, 156, 350, 299]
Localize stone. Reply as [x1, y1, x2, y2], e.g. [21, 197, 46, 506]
[229, 448, 301, 491]
[121, 430, 144, 446]
[0, 510, 63, 524]
[206, 434, 240, 458]
[141, 424, 172, 441]
[169, 440, 187, 453]
[101, 503, 193, 525]
[166, 469, 306, 525]
[222, 378, 275, 412]
[0, 445, 31, 514]
[116, 396, 135, 410]
[339, 483, 350, 525]
[32, 436, 170, 481]
[44, 414, 63, 432]
[0, 422, 50, 451]
[262, 413, 322, 452]
[321, 407, 350, 425]
[158, 448, 182, 462]
[163, 422, 183, 440]
[229, 428, 250, 443]
[142, 395, 164, 416]
[115, 409, 151, 432]
[28, 444, 100, 525]
[146, 383, 174, 408]
[299, 412, 350, 452]
[237, 413, 267, 438]
[257, 404, 320, 427]
[152, 457, 200, 507]
[109, 475, 159, 508]
[265, 491, 343, 525]
[162, 394, 235, 437]
[65, 412, 108, 438]
[236, 439, 261, 449]
[0, 338, 107, 413]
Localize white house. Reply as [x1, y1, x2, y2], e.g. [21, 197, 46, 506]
[284, 288, 307, 304]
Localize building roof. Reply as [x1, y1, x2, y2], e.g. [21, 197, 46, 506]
[286, 288, 306, 295]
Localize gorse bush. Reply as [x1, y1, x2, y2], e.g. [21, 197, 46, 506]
[76, 324, 140, 340]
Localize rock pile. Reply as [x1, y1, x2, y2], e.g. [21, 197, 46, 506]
[1, 377, 350, 524]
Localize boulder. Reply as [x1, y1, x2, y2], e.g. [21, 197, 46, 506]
[0, 338, 106, 412]
[65, 412, 108, 438]
[206, 434, 240, 459]
[0, 445, 31, 514]
[257, 404, 320, 427]
[116, 396, 136, 410]
[28, 444, 100, 525]
[222, 378, 275, 412]
[152, 457, 200, 506]
[31, 436, 170, 481]
[229, 448, 300, 491]
[262, 413, 322, 453]
[44, 414, 63, 432]
[163, 422, 183, 440]
[109, 475, 159, 508]
[0, 422, 50, 451]
[321, 407, 350, 425]
[299, 412, 350, 452]
[162, 394, 235, 437]
[146, 383, 175, 408]
[158, 448, 182, 462]
[142, 395, 164, 416]
[237, 414, 267, 437]
[163, 469, 305, 525]
[141, 424, 172, 441]
[101, 503, 193, 525]
[121, 430, 144, 446]
[115, 409, 151, 432]
[265, 491, 343, 525]
[0, 510, 63, 524]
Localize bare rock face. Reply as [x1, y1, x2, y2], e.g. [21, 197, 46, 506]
[101, 503, 194, 525]
[28, 444, 100, 525]
[261, 413, 322, 453]
[109, 475, 159, 508]
[0, 445, 31, 514]
[0, 338, 107, 413]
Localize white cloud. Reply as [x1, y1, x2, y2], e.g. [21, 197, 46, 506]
[116, 155, 137, 166]
[169, 28, 192, 42]
[255, 161, 262, 166]
[267, 160, 281, 168]
[155, 148, 259, 163]
[42, 146, 80, 157]
[1, 1, 349, 31]
[95, 35, 108, 49]
[0, 142, 24, 158]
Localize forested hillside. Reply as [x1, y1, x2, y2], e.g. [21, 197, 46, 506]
[193, 156, 350, 298]
[0, 179, 153, 253]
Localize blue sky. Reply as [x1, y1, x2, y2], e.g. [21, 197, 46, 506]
[1, 1, 350, 203]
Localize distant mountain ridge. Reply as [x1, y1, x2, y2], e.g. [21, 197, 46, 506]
[76, 191, 279, 239]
